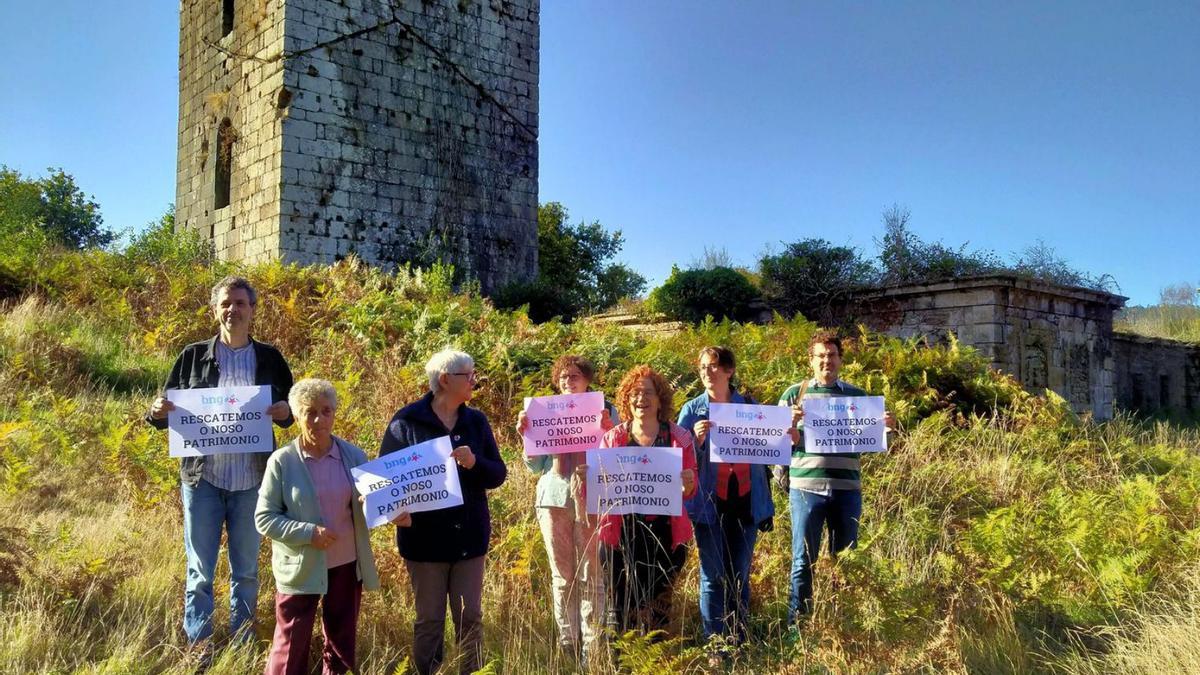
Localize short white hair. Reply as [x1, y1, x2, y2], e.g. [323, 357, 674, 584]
[288, 378, 338, 414]
[426, 349, 474, 395]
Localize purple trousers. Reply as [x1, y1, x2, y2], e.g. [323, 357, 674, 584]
[265, 561, 362, 675]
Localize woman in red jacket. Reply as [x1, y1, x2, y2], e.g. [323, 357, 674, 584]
[594, 364, 697, 634]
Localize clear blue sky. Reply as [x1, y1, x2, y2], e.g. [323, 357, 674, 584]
[2, 2, 1197, 306]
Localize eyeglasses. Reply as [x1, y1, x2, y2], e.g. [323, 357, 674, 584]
[450, 371, 479, 384]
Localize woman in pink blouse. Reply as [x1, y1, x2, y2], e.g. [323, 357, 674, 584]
[255, 378, 381, 675]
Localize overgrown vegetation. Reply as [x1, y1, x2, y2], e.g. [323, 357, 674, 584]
[2, 226, 1198, 673]
[493, 202, 645, 322]
[645, 205, 1117, 325]
[0, 166, 113, 250]
[1117, 282, 1200, 343]
[645, 265, 760, 324]
[759, 238, 876, 324]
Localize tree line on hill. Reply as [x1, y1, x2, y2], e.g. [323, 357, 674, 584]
[8, 164, 1194, 340]
[645, 206, 1124, 326]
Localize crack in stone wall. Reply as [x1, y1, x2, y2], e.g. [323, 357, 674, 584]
[178, 0, 538, 293]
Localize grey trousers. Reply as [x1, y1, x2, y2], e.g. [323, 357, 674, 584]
[405, 556, 486, 675]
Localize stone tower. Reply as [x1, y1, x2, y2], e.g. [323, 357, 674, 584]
[175, 0, 539, 292]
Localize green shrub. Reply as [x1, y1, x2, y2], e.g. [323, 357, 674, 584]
[645, 265, 760, 324]
[122, 207, 214, 268]
[759, 238, 876, 322]
[492, 279, 575, 323]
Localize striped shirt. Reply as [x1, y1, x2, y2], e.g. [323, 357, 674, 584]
[778, 379, 869, 494]
[202, 341, 263, 492]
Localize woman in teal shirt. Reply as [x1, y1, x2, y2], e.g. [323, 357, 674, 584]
[517, 355, 617, 663]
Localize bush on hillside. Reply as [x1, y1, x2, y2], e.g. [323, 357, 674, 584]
[493, 202, 645, 322]
[645, 265, 760, 324]
[0, 166, 113, 250]
[123, 207, 214, 268]
[491, 279, 575, 324]
[759, 238, 876, 323]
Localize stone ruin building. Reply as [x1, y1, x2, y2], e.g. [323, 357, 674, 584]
[837, 275, 1200, 420]
[175, 0, 539, 293]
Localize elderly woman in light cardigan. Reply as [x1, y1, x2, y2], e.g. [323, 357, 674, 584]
[255, 378, 381, 675]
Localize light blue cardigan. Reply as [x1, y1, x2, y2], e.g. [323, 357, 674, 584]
[255, 437, 381, 595]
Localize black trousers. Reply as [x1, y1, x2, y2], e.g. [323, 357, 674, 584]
[604, 514, 687, 635]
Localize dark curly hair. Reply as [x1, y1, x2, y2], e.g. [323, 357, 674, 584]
[808, 329, 844, 357]
[550, 354, 596, 384]
[614, 364, 674, 424]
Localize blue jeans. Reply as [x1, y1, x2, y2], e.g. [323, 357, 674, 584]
[788, 489, 861, 623]
[181, 479, 261, 643]
[693, 515, 757, 642]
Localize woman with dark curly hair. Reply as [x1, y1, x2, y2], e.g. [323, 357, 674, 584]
[516, 355, 617, 661]
[594, 364, 697, 634]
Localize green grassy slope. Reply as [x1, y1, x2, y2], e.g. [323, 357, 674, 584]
[1, 243, 1198, 673]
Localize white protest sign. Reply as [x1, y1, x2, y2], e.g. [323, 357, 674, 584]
[522, 391, 605, 456]
[586, 447, 682, 516]
[802, 395, 887, 454]
[351, 436, 463, 528]
[708, 402, 793, 465]
[166, 386, 274, 457]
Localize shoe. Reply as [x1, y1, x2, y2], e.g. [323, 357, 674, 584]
[186, 640, 214, 673]
[784, 624, 803, 647]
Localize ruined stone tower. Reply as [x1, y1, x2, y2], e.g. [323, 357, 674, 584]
[175, 0, 539, 292]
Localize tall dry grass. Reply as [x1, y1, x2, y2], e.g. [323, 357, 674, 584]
[2, 249, 1200, 673]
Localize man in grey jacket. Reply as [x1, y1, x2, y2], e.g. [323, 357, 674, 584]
[146, 276, 294, 649]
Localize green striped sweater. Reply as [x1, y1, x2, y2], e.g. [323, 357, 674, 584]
[778, 379, 869, 492]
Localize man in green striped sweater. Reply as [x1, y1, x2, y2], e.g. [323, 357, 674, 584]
[775, 330, 894, 624]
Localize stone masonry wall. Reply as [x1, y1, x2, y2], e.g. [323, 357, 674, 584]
[1112, 334, 1200, 415]
[178, 0, 539, 293]
[995, 282, 1120, 419]
[176, 0, 287, 261]
[277, 0, 538, 292]
[841, 277, 1125, 419]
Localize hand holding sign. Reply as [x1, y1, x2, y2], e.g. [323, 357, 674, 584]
[802, 396, 887, 453]
[451, 445, 476, 469]
[150, 397, 176, 420]
[522, 392, 605, 456]
[351, 436, 464, 528]
[266, 401, 291, 422]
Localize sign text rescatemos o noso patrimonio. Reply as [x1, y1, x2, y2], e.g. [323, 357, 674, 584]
[522, 391, 605, 456]
[585, 446, 682, 517]
[167, 385, 274, 457]
[802, 395, 887, 454]
[351, 435, 464, 528]
[708, 402, 793, 465]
